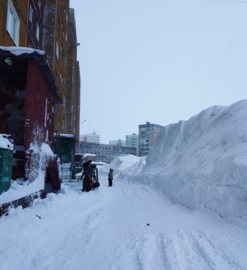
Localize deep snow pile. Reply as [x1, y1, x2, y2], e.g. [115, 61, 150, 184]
[125, 100, 247, 218]
[100, 154, 141, 175]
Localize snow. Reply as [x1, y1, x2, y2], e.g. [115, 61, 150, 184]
[54, 133, 75, 138]
[0, 134, 14, 150]
[100, 154, 141, 174]
[0, 46, 45, 56]
[0, 143, 55, 205]
[124, 100, 247, 218]
[1, 100, 247, 269]
[83, 153, 96, 157]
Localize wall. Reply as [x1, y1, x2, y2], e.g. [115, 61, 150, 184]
[0, 0, 28, 46]
[25, 59, 55, 149]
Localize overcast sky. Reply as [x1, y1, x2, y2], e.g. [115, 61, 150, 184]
[70, 0, 247, 144]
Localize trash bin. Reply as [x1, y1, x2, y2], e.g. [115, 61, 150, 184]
[0, 135, 14, 195]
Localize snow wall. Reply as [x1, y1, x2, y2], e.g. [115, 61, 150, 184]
[124, 100, 247, 218]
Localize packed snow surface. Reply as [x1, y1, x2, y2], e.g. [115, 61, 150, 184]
[0, 175, 246, 270]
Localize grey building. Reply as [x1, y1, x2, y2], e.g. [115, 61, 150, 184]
[139, 122, 163, 157]
[126, 133, 139, 155]
[79, 142, 137, 164]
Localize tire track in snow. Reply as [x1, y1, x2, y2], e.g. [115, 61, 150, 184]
[110, 229, 247, 270]
[190, 232, 245, 270]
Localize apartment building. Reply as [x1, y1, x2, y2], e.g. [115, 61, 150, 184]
[0, 0, 81, 179]
[65, 8, 80, 150]
[126, 133, 139, 155]
[42, 0, 69, 134]
[139, 122, 163, 156]
[79, 142, 137, 164]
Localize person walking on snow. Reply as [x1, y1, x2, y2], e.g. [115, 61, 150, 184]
[108, 168, 114, 187]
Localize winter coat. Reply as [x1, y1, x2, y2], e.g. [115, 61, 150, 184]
[108, 171, 114, 180]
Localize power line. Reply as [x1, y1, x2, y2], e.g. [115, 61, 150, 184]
[186, 11, 247, 118]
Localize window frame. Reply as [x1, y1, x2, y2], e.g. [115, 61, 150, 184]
[6, 0, 20, 45]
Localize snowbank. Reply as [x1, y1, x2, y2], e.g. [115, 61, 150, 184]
[0, 134, 14, 150]
[100, 154, 141, 175]
[127, 100, 247, 218]
[0, 143, 55, 205]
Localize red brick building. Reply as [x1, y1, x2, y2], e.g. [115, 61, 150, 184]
[0, 46, 61, 181]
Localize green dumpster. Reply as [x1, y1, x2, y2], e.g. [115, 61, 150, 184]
[0, 148, 13, 195]
[0, 134, 14, 195]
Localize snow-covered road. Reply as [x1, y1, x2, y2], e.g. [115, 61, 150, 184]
[0, 174, 246, 270]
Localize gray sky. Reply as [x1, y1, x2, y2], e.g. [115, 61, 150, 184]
[70, 0, 247, 144]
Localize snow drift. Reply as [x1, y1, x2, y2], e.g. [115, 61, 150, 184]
[127, 100, 247, 218]
[100, 154, 141, 175]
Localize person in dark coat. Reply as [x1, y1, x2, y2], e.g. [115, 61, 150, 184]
[108, 168, 114, 187]
[81, 160, 93, 192]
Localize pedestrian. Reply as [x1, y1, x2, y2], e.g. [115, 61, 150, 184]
[108, 168, 114, 187]
[81, 160, 93, 192]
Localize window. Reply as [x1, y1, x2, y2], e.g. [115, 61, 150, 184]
[56, 42, 59, 58]
[6, 0, 20, 45]
[29, 5, 33, 23]
[36, 23, 40, 40]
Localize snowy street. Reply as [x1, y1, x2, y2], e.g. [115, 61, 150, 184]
[1, 173, 246, 270]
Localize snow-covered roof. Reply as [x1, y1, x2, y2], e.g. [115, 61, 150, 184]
[54, 133, 75, 139]
[0, 46, 45, 56]
[83, 153, 96, 157]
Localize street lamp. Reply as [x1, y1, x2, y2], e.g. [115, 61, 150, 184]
[62, 43, 80, 56]
[80, 119, 86, 125]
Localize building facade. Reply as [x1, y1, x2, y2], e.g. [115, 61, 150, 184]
[64, 8, 80, 149]
[27, 0, 43, 49]
[0, 0, 81, 183]
[42, 0, 69, 134]
[126, 133, 139, 155]
[80, 133, 100, 144]
[0, 47, 61, 180]
[0, 0, 29, 47]
[109, 139, 125, 146]
[79, 142, 136, 164]
[139, 122, 163, 157]
[0, 0, 81, 143]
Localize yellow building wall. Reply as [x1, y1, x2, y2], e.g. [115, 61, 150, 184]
[0, 0, 28, 46]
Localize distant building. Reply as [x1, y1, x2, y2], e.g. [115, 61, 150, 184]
[139, 122, 163, 156]
[79, 142, 136, 164]
[109, 139, 125, 146]
[80, 133, 100, 144]
[126, 133, 139, 155]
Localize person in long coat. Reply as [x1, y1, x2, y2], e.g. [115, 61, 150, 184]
[108, 168, 114, 187]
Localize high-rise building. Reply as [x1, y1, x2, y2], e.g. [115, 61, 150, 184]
[126, 133, 139, 155]
[139, 122, 163, 156]
[65, 8, 80, 150]
[41, 0, 81, 150]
